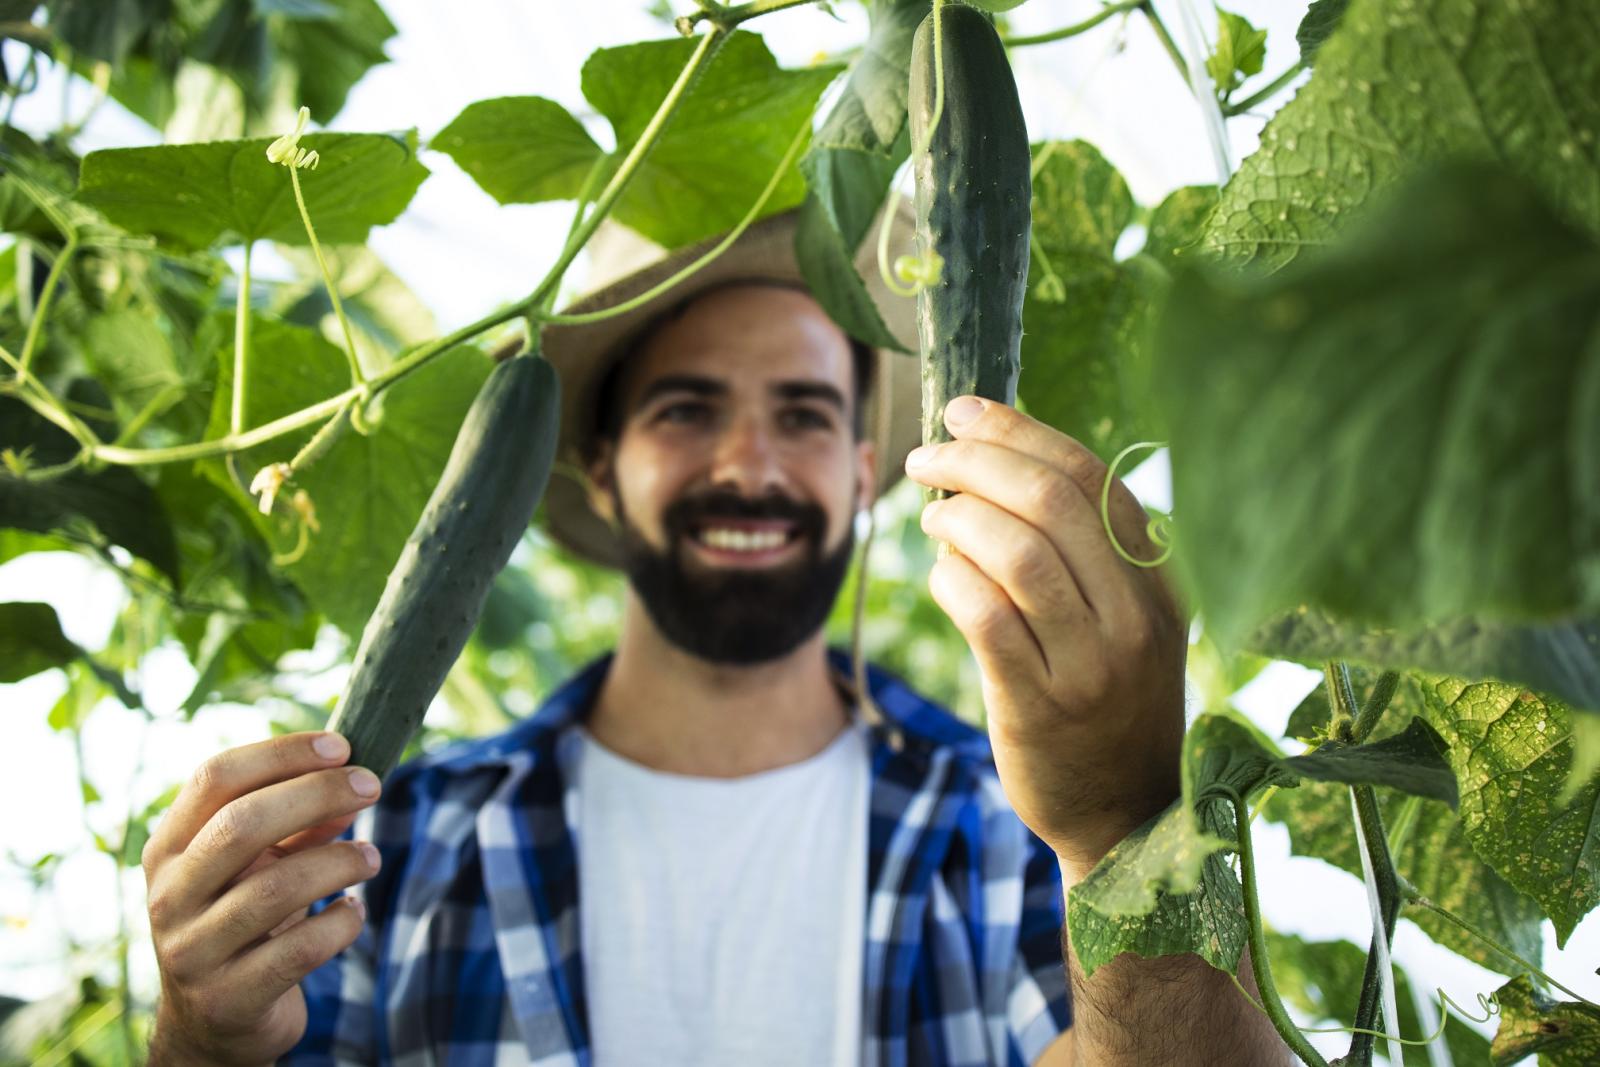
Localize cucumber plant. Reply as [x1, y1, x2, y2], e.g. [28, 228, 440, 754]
[2, 1, 1598, 1064]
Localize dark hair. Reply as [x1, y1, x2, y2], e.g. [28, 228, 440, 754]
[589, 280, 875, 458]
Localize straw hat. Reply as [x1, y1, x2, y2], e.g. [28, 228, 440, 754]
[539, 203, 922, 568]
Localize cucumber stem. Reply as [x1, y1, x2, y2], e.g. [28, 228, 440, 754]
[232, 241, 253, 436]
[1004, 0, 1143, 48]
[1231, 791, 1331, 1067]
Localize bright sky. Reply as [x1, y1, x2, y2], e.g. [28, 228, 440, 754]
[2, 2, 1596, 1062]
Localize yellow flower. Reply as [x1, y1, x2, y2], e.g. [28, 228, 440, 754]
[267, 106, 320, 170]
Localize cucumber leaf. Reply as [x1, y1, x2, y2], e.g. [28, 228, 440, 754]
[1018, 140, 1164, 465]
[77, 130, 429, 252]
[0, 602, 80, 683]
[1490, 974, 1600, 1066]
[1203, 0, 1600, 269]
[1418, 673, 1600, 946]
[1280, 717, 1457, 807]
[431, 97, 603, 207]
[1154, 163, 1600, 652]
[1251, 607, 1600, 730]
[1295, 0, 1351, 63]
[1205, 7, 1268, 97]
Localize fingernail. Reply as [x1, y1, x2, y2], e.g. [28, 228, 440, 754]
[348, 768, 380, 797]
[357, 842, 380, 870]
[944, 396, 982, 427]
[906, 446, 933, 469]
[347, 894, 366, 920]
[313, 733, 348, 761]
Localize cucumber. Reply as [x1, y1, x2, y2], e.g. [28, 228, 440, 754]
[909, 2, 1031, 482]
[327, 351, 560, 779]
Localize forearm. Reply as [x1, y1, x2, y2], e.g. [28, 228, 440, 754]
[1059, 861, 1295, 1066]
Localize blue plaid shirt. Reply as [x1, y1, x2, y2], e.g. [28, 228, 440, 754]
[283, 653, 1072, 1065]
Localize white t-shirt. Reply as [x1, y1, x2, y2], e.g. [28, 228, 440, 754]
[573, 720, 871, 1066]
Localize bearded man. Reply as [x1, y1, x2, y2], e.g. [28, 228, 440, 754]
[142, 209, 1291, 1066]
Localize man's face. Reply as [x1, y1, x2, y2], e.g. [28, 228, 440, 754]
[590, 283, 876, 664]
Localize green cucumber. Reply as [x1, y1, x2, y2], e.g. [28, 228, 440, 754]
[909, 1, 1031, 484]
[327, 351, 560, 779]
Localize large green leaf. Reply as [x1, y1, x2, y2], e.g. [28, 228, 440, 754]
[1268, 932, 1493, 1066]
[1018, 140, 1163, 464]
[1252, 607, 1600, 726]
[1294, 0, 1350, 63]
[808, 0, 926, 159]
[80, 307, 211, 437]
[1141, 185, 1218, 266]
[0, 601, 79, 683]
[1490, 974, 1600, 1066]
[431, 97, 603, 208]
[77, 130, 428, 251]
[1269, 668, 1546, 974]
[201, 318, 492, 637]
[0, 388, 181, 585]
[271, 0, 394, 123]
[1202, 0, 1600, 269]
[1418, 674, 1600, 945]
[1155, 163, 1600, 652]
[1280, 717, 1457, 807]
[579, 32, 840, 249]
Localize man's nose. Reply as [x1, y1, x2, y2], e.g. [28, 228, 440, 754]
[709, 415, 784, 496]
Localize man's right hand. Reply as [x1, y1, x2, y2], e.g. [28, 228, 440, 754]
[143, 732, 383, 1066]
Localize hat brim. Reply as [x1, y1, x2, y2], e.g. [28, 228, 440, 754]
[538, 204, 921, 569]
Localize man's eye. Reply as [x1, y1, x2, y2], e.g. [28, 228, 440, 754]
[657, 401, 711, 425]
[780, 407, 833, 432]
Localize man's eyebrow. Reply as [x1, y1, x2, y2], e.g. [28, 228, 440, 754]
[634, 374, 727, 410]
[773, 380, 847, 412]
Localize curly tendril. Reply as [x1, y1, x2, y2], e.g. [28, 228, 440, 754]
[1102, 440, 1173, 567]
[1226, 972, 1502, 1046]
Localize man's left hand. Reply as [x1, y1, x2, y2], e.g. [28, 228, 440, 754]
[904, 395, 1191, 878]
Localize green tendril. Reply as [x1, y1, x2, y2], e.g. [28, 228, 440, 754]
[1226, 972, 1500, 1044]
[1102, 440, 1174, 567]
[876, 0, 947, 298]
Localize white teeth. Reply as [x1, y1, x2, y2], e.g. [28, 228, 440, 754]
[700, 527, 788, 552]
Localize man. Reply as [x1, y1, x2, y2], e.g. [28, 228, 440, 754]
[142, 209, 1290, 1065]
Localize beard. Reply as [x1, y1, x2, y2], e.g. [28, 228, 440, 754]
[614, 486, 856, 666]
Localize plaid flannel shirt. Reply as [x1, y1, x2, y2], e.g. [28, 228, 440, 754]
[282, 652, 1072, 1066]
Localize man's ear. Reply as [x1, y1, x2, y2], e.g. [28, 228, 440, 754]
[587, 440, 618, 525]
[854, 438, 878, 515]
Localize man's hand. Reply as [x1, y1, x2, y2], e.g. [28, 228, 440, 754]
[904, 395, 1190, 877]
[143, 732, 383, 1065]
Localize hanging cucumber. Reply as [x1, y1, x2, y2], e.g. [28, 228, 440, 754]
[909, 1, 1031, 493]
[327, 351, 561, 779]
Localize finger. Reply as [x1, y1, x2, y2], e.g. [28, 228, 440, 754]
[927, 549, 1050, 693]
[181, 840, 381, 975]
[221, 892, 367, 1021]
[921, 493, 1095, 664]
[940, 397, 1153, 538]
[908, 437, 1155, 626]
[144, 732, 353, 872]
[160, 764, 381, 919]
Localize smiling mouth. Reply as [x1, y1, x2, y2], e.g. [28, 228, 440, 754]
[690, 522, 800, 555]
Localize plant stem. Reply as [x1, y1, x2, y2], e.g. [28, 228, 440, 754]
[540, 110, 809, 326]
[1004, 1, 1143, 47]
[1403, 890, 1600, 1009]
[682, 0, 818, 33]
[232, 241, 253, 435]
[527, 27, 729, 317]
[1137, 1, 1190, 84]
[1223, 60, 1307, 116]
[1346, 785, 1403, 1067]
[1385, 793, 1422, 854]
[1324, 660, 1359, 742]
[1231, 792, 1331, 1067]
[18, 237, 77, 376]
[1352, 670, 1400, 744]
[289, 166, 366, 386]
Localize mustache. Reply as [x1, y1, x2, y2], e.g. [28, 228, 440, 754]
[661, 489, 827, 542]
